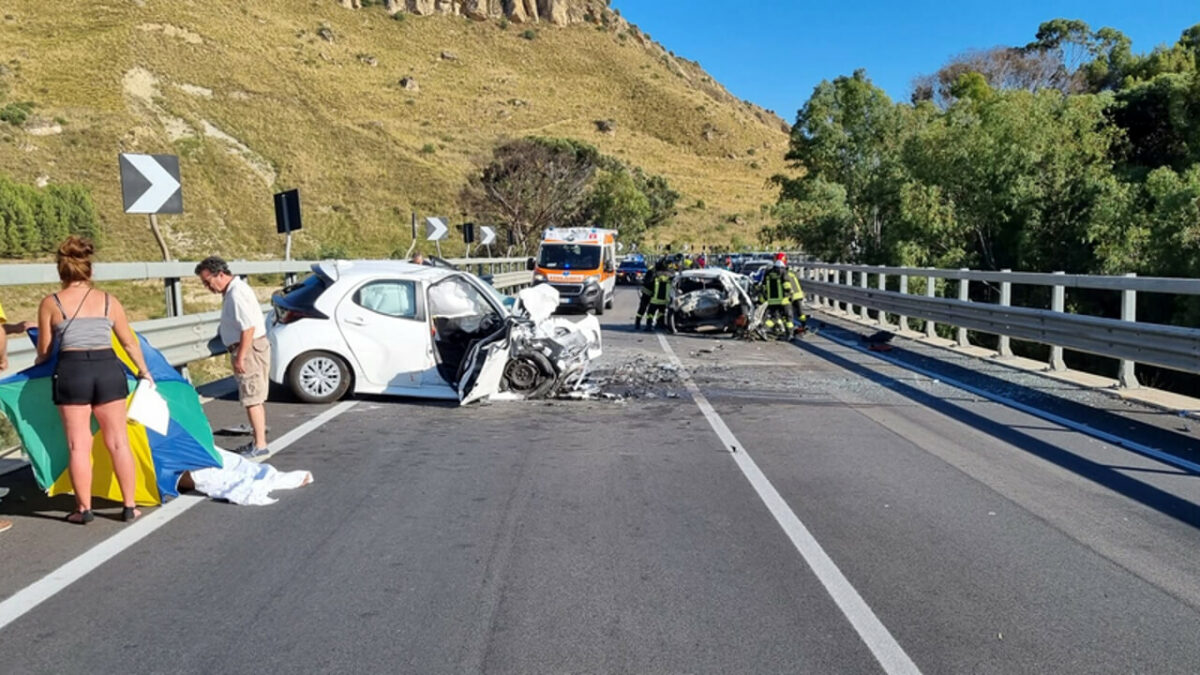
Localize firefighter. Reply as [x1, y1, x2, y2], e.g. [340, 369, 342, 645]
[784, 264, 807, 333]
[757, 259, 795, 336]
[644, 261, 674, 330]
[634, 259, 663, 329]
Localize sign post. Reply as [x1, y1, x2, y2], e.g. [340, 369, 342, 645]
[273, 189, 302, 261]
[462, 222, 475, 258]
[119, 153, 182, 262]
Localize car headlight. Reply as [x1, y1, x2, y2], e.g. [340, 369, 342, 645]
[533, 273, 547, 283]
[584, 275, 600, 285]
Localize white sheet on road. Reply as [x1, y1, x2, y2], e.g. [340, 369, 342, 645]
[189, 449, 313, 506]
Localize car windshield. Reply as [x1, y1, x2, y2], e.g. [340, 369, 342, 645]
[539, 243, 601, 270]
[618, 260, 645, 269]
[477, 277, 513, 315]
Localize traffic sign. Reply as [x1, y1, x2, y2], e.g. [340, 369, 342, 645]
[119, 153, 182, 214]
[425, 216, 448, 241]
[480, 226, 496, 246]
[274, 189, 302, 233]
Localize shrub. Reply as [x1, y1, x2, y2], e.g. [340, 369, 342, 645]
[419, 143, 436, 155]
[0, 101, 34, 126]
[392, 11, 405, 22]
[520, 29, 537, 40]
[0, 176, 99, 256]
[498, 17, 508, 30]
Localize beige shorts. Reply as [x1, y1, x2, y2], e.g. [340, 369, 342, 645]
[231, 337, 271, 407]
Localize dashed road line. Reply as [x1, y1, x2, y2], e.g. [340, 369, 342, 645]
[656, 333, 922, 675]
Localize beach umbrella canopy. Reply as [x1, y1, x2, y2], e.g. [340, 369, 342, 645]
[0, 331, 221, 505]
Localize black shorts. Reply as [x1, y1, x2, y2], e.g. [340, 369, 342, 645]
[53, 350, 129, 406]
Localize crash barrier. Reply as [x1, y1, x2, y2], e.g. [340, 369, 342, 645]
[0, 257, 532, 372]
[797, 263, 1200, 389]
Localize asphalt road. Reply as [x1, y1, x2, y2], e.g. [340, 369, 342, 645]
[2, 287, 1200, 673]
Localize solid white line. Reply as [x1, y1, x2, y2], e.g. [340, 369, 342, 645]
[816, 330, 1200, 475]
[0, 400, 357, 632]
[656, 334, 921, 675]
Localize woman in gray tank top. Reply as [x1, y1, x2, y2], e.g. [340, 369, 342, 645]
[35, 236, 154, 525]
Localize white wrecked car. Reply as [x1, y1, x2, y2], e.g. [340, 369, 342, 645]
[666, 268, 758, 335]
[268, 261, 601, 404]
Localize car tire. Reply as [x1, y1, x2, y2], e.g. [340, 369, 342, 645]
[502, 351, 557, 399]
[605, 295, 613, 310]
[594, 299, 605, 315]
[288, 351, 351, 404]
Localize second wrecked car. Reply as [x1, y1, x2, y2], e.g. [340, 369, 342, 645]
[667, 268, 758, 335]
[268, 261, 601, 404]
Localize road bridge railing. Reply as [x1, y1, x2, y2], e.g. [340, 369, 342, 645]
[798, 262, 1200, 389]
[0, 257, 533, 373]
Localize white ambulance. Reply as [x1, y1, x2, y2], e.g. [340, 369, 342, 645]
[531, 227, 618, 314]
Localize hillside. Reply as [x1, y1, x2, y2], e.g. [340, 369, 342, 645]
[0, 0, 789, 261]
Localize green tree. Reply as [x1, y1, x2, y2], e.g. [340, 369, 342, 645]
[580, 170, 651, 240]
[461, 137, 600, 250]
[781, 69, 906, 262]
[0, 176, 36, 256]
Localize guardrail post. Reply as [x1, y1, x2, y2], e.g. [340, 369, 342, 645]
[164, 277, 184, 318]
[859, 270, 869, 320]
[956, 269, 970, 347]
[833, 270, 843, 312]
[875, 266, 890, 327]
[1049, 271, 1067, 371]
[1119, 273, 1140, 389]
[898, 274, 908, 332]
[998, 269, 1013, 358]
[925, 274, 936, 339]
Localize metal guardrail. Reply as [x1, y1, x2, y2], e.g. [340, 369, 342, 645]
[0, 258, 533, 373]
[797, 262, 1200, 388]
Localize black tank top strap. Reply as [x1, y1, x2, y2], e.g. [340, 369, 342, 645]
[104, 292, 110, 317]
[51, 293, 66, 319]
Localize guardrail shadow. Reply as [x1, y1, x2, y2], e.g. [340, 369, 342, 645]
[794, 331, 1200, 532]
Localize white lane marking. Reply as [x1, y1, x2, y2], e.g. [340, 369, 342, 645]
[816, 330, 1200, 475]
[0, 400, 357, 632]
[656, 334, 921, 675]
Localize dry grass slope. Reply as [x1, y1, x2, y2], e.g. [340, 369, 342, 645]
[0, 1, 788, 261]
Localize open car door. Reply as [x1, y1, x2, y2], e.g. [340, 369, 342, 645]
[457, 337, 509, 405]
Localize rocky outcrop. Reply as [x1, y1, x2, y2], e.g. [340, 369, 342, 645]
[355, 0, 608, 26]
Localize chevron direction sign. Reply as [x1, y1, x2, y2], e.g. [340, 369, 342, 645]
[479, 225, 496, 246]
[425, 216, 448, 241]
[119, 153, 182, 214]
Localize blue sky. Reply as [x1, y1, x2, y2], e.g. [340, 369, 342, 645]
[609, 1, 1199, 122]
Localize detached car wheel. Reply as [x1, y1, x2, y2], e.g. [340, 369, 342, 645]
[288, 351, 351, 403]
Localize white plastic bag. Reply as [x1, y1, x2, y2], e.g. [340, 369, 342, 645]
[127, 379, 170, 435]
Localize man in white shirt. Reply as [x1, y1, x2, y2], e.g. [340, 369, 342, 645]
[195, 257, 270, 457]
